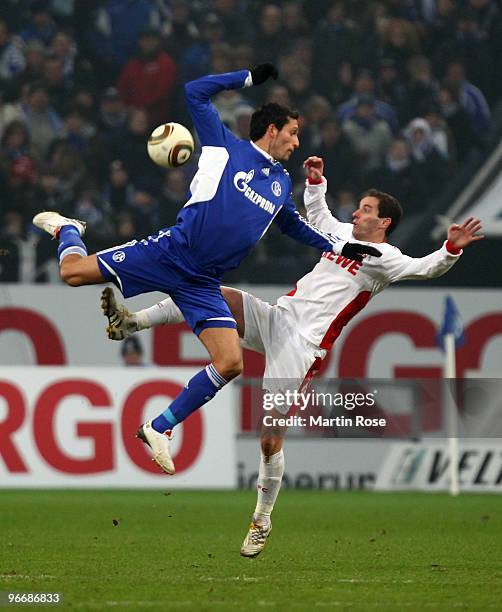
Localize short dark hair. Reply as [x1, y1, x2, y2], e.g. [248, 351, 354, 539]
[249, 103, 299, 141]
[361, 188, 403, 235]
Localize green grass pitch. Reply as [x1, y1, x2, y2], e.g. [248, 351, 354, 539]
[1, 490, 501, 610]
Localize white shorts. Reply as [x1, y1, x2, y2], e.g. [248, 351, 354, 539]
[241, 291, 326, 414]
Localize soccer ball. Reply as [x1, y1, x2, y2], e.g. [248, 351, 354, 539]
[147, 122, 194, 168]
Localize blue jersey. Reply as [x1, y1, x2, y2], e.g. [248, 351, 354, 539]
[164, 70, 340, 278]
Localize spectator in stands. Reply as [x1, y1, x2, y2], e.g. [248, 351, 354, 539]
[46, 139, 85, 204]
[19, 81, 63, 160]
[0, 19, 26, 81]
[0, 210, 26, 281]
[283, 1, 309, 38]
[36, 163, 73, 216]
[337, 69, 399, 133]
[365, 135, 427, 210]
[73, 189, 114, 251]
[0, 93, 22, 139]
[179, 13, 225, 82]
[436, 85, 481, 162]
[403, 117, 449, 196]
[442, 60, 491, 133]
[117, 27, 177, 126]
[331, 61, 354, 107]
[377, 58, 407, 116]
[296, 94, 332, 162]
[49, 30, 93, 90]
[422, 103, 452, 161]
[43, 52, 70, 116]
[317, 116, 361, 191]
[109, 108, 162, 192]
[435, 8, 494, 99]
[20, 1, 57, 46]
[11, 38, 46, 94]
[102, 159, 135, 215]
[266, 84, 292, 108]
[234, 105, 253, 140]
[313, 1, 359, 98]
[0, 119, 32, 166]
[422, 0, 457, 56]
[341, 94, 393, 173]
[332, 188, 358, 223]
[232, 44, 255, 72]
[96, 87, 127, 144]
[255, 4, 284, 63]
[380, 18, 421, 77]
[163, 0, 199, 60]
[213, 0, 252, 45]
[86, 0, 161, 83]
[403, 55, 438, 121]
[157, 168, 188, 228]
[120, 336, 146, 367]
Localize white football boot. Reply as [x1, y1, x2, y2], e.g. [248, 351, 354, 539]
[100, 287, 138, 340]
[33, 211, 86, 238]
[136, 420, 175, 475]
[240, 521, 272, 557]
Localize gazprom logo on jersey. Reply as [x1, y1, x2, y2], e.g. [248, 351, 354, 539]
[234, 170, 276, 215]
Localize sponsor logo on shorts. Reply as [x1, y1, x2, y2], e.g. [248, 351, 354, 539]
[112, 251, 126, 263]
[271, 181, 281, 197]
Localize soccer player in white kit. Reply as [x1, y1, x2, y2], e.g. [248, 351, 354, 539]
[100, 156, 483, 557]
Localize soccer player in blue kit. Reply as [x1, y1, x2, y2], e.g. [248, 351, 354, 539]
[33, 63, 380, 474]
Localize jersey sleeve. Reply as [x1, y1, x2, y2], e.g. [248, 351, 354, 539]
[303, 178, 353, 235]
[274, 186, 344, 252]
[184, 70, 251, 147]
[384, 242, 462, 283]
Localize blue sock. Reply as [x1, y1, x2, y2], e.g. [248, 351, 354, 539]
[151, 364, 228, 432]
[58, 225, 87, 263]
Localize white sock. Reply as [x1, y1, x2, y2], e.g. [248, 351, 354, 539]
[253, 449, 284, 524]
[135, 298, 184, 331]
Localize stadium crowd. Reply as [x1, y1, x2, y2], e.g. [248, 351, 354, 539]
[0, 0, 500, 283]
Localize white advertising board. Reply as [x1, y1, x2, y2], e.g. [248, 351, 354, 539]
[375, 440, 502, 492]
[0, 285, 501, 380]
[0, 367, 236, 488]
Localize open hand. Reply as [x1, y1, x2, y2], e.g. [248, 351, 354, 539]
[447, 217, 484, 249]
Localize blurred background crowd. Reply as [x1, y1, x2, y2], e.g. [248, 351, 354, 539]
[0, 0, 501, 284]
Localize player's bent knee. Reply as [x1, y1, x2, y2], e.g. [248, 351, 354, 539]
[214, 356, 243, 381]
[261, 436, 283, 457]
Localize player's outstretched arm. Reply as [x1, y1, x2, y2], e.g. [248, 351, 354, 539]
[303, 156, 348, 234]
[274, 198, 381, 263]
[184, 64, 278, 146]
[386, 217, 483, 283]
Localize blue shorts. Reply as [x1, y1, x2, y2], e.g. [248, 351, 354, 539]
[96, 234, 236, 336]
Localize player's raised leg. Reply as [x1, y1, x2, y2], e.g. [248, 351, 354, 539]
[240, 412, 285, 557]
[33, 211, 105, 286]
[100, 286, 245, 340]
[138, 325, 243, 475]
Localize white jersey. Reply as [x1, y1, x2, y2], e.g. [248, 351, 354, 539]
[276, 179, 462, 350]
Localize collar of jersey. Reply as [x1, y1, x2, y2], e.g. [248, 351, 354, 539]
[250, 141, 278, 164]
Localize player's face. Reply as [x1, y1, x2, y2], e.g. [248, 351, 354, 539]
[270, 118, 299, 161]
[352, 196, 389, 241]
